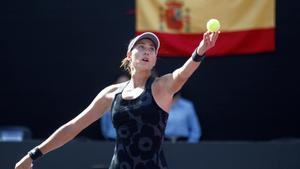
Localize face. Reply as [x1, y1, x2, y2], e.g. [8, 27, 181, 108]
[127, 39, 157, 73]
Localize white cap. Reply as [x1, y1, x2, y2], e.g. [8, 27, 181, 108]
[127, 32, 160, 53]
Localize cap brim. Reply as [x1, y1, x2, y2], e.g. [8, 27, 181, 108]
[137, 33, 160, 50]
[127, 32, 160, 53]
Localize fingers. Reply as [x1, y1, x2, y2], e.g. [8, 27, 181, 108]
[203, 31, 209, 40]
[210, 32, 219, 45]
[213, 31, 220, 40]
[204, 34, 210, 43]
[200, 31, 220, 52]
[203, 31, 219, 42]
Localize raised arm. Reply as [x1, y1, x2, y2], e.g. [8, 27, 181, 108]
[15, 84, 119, 169]
[160, 31, 219, 94]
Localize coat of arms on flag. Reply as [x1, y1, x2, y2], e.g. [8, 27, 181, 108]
[159, 0, 190, 32]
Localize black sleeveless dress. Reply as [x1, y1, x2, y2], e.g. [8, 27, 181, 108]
[109, 76, 169, 169]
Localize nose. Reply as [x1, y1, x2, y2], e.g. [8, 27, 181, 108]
[144, 48, 151, 55]
[145, 47, 155, 55]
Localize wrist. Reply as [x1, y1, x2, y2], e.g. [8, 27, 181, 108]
[28, 147, 43, 161]
[192, 47, 206, 62]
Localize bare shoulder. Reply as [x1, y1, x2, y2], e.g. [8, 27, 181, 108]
[102, 81, 128, 100]
[91, 81, 128, 110]
[154, 70, 187, 95]
[153, 73, 173, 92]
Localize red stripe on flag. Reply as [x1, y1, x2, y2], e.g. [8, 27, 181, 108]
[137, 28, 275, 57]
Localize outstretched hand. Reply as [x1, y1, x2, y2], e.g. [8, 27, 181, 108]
[197, 31, 220, 55]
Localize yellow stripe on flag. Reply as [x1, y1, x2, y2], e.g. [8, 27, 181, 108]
[137, 0, 275, 33]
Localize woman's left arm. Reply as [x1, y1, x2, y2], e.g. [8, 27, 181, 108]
[161, 31, 220, 94]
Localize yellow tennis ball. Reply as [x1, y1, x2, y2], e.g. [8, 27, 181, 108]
[206, 19, 221, 32]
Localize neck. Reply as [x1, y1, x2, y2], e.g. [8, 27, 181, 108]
[129, 70, 151, 88]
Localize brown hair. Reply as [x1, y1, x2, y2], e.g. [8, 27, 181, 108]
[120, 56, 131, 75]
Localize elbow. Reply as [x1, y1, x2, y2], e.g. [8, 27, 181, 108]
[174, 68, 189, 82]
[178, 74, 189, 82]
[176, 73, 189, 87]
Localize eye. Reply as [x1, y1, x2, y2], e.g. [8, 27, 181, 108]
[149, 47, 155, 52]
[137, 45, 145, 50]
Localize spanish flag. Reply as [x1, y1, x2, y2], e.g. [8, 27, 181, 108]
[136, 0, 275, 57]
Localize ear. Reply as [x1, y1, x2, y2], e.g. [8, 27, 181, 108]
[126, 52, 132, 60]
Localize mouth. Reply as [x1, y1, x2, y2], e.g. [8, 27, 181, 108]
[142, 58, 149, 62]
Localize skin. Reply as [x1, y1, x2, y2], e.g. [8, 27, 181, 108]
[15, 31, 219, 169]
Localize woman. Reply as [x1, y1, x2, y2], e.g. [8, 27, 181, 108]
[15, 31, 219, 169]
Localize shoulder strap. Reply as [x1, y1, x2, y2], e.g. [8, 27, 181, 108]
[146, 75, 155, 90]
[114, 81, 129, 94]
